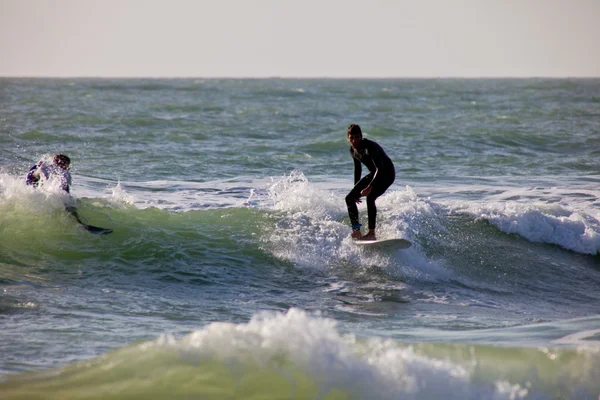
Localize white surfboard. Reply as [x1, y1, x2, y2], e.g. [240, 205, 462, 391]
[354, 238, 412, 249]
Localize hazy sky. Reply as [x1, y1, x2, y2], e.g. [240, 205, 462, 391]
[1, 0, 599, 77]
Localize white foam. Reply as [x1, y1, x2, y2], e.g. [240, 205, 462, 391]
[267, 170, 341, 220]
[0, 172, 72, 214]
[151, 308, 528, 400]
[452, 201, 600, 255]
[262, 172, 452, 281]
[106, 181, 136, 207]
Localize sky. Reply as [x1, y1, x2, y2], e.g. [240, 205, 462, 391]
[1, 0, 599, 78]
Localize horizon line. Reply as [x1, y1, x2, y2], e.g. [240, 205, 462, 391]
[1, 74, 599, 80]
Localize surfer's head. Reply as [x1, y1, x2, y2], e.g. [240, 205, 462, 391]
[53, 154, 71, 170]
[347, 124, 362, 148]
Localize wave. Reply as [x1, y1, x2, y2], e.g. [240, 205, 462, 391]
[450, 201, 600, 255]
[0, 172, 270, 274]
[257, 173, 600, 322]
[1, 309, 599, 400]
[3, 170, 598, 310]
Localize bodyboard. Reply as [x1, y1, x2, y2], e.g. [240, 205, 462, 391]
[82, 224, 113, 235]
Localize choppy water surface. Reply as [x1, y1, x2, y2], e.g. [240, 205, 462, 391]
[1, 78, 599, 399]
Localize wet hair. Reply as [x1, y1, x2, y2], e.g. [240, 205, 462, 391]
[347, 124, 362, 137]
[53, 154, 71, 170]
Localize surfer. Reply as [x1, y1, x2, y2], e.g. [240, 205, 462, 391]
[26, 153, 72, 193]
[345, 124, 395, 240]
[26, 154, 112, 234]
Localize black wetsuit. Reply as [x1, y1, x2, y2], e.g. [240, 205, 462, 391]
[345, 138, 395, 230]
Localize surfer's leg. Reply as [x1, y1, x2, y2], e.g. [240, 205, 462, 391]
[362, 195, 381, 240]
[345, 176, 371, 236]
[365, 178, 394, 234]
[365, 195, 378, 231]
[345, 188, 362, 227]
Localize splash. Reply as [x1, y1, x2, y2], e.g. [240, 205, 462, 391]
[0, 172, 72, 214]
[262, 172, 449, 281]
[267, 170, 341, 220]
[107, 181, 136, 207]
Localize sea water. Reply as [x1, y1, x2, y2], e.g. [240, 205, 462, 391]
[1, 78, 599, 399]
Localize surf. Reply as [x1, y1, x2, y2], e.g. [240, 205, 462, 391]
[2, 309, 599, 400]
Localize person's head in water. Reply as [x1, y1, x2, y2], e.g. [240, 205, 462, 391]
[347, 124, 363, 149]
[53, 154, 70, 170]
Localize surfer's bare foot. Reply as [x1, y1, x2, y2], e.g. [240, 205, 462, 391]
[360, 230, 376, 241]
[351, 229, 362, 240]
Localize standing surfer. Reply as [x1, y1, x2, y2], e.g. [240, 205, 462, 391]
[345, 124, 395, 240]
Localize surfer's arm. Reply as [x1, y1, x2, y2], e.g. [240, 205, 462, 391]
[61, 171, 72, 193]
[25, 163, 41, 187]
[353, 157, 362, 185]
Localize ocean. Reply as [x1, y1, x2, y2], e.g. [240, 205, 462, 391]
[0, 78, 599, 399]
